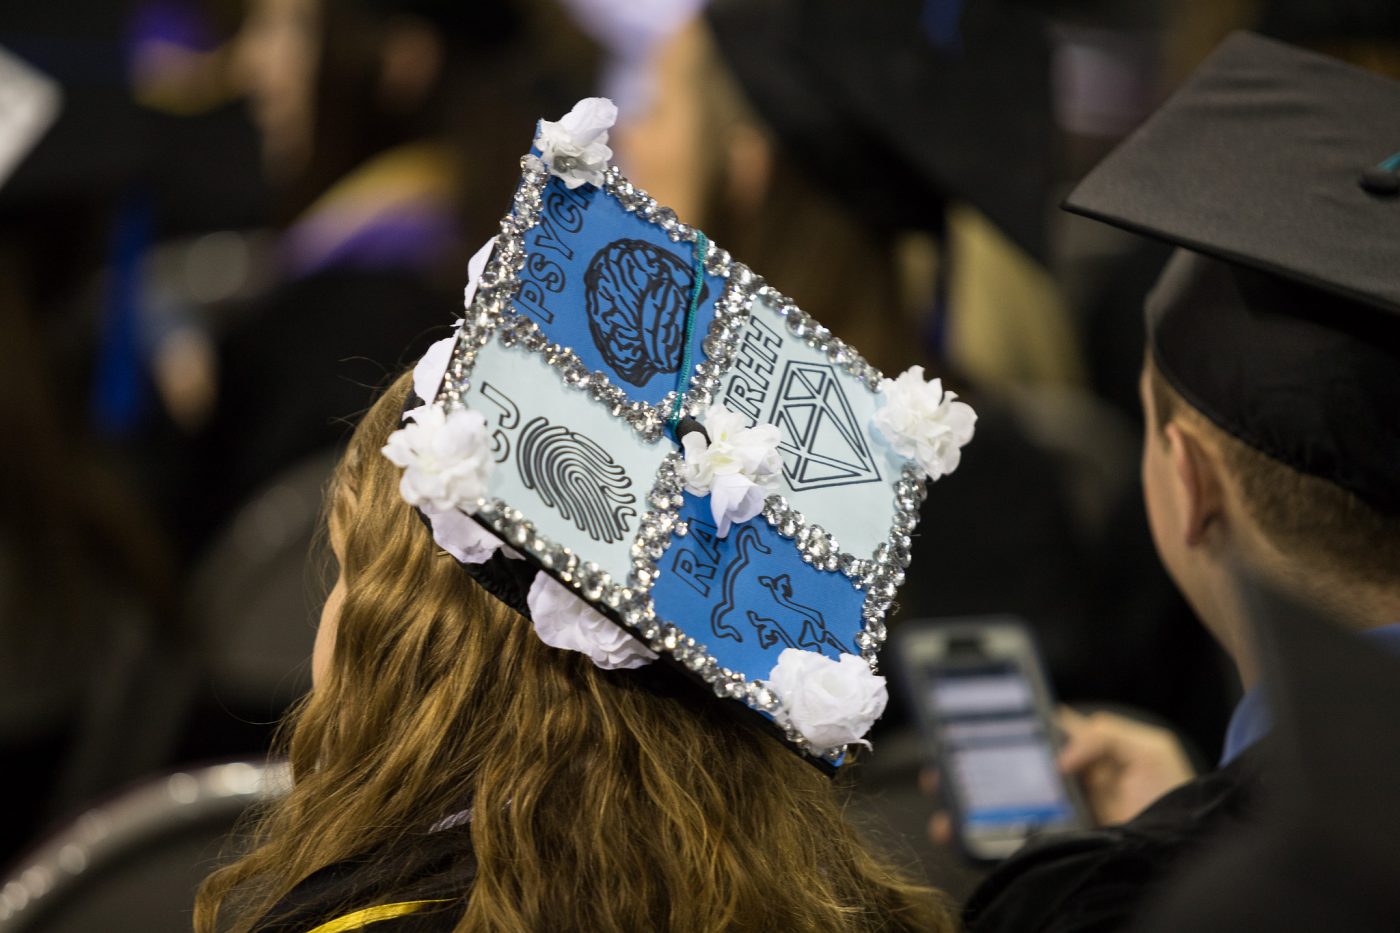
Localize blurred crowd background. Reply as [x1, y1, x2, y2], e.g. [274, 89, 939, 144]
[1, 0, 1397, 922]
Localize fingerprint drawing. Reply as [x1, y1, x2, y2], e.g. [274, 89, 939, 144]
[584, 238, 709, 387]
[518, 416, 637, 543]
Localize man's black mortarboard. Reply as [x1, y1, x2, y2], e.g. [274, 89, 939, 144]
[1063, 31, 1400, 514]
[705, 0, 1056, 261]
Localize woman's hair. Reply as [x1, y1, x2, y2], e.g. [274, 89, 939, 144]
[196, 370, 955, 933]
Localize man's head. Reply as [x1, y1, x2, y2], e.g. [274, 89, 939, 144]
[1139, 346, 1400, 681]
[1060, 33, 1400, 680]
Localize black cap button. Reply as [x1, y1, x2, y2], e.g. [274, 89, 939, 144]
[1359, 166, 1400, 196]
[673, 416, 711, 446]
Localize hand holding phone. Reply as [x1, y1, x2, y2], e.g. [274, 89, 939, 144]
[1053, 707, 1197, 826]
[893, 615, 1091, 862]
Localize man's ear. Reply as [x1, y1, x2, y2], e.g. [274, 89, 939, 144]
[1164, 421, 1226, 548]
[378, 16, 443, 114]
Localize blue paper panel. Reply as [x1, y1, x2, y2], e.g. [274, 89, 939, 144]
[651, 493, 866, 682]
[511, 177, 724, 406]
[712, 296, 910, 558]
[464, 339, 668, 583]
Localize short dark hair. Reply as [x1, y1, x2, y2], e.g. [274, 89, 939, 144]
[1148, 358, 1400, 586]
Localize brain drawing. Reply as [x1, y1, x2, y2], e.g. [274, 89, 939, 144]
[584, 238, 708, 387]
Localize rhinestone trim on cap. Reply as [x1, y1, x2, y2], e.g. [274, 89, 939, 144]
[429, 155, 929, 764]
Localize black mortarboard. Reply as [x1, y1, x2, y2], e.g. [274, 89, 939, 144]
[705, 0, 1056, 261]
[1063, 31, 1400, 514]
[0, 37, 157, 214]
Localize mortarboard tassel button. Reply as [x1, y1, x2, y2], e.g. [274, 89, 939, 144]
[1359, 166, 1400, 196]
[673, 416, 710, 446]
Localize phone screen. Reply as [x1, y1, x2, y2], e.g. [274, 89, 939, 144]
[928, 661, 1077, 833]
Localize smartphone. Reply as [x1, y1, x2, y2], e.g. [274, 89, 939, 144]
[892, 615, 1090, 862]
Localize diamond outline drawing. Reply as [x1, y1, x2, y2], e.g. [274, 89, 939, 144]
[767, 361, 882, 491]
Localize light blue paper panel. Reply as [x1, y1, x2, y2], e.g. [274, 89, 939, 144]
[511, 176, 724, 406]
[464, 339, 667, 582]
[651, 493, 866, 682]
[712, 297, 908, 558]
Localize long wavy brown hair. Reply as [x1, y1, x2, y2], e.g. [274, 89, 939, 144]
[196, 371, 956, 933]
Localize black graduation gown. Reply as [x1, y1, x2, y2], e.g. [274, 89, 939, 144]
[962, 746, 1265, 933]
[252, 825, 476, 933]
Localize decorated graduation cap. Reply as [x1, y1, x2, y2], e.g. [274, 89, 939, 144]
[383, 98, 976, 769]
[1064, 31, 1400, 514]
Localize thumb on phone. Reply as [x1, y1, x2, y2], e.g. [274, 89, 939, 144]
[1055, 706, 1111, 776]
[1053, 706, 1197, 826]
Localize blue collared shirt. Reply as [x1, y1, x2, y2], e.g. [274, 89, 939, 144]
[1220, 622, 1400, 765]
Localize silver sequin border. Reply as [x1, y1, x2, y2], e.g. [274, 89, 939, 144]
[431, 157, 930, 763]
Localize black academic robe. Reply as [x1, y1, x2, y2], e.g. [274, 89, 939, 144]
[962, 746, 1265, 933]
[252, 825, 476, 933]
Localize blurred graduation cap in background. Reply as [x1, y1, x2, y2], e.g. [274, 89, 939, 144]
[1064, 30, 1400, 515]
[0, 32, 155, 213]
[0, 4, 268, 436]
[1131, 559, 1400, 932]
[0, 44, 61, 194]
[0, 14, 169, 437]
[703, 0, 1057, 262]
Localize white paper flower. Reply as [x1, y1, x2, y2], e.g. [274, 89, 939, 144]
[526, 573, 656, 670]
[413, 336, 456, 408]
[680, 402, 784, 538]
[534, 97, 617, 189]
[767, 648, 888, 750]
[412, 237, 498, 410]
[382, 404, 493, 513]
[462, 235, 496, 309]
[423, 506, 513, 564]
[872, 365, 977, 481]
